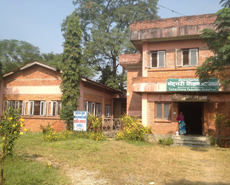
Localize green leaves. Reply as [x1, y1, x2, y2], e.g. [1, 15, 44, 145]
[196, 7, 230, 86]
[62, 0, 159, 91]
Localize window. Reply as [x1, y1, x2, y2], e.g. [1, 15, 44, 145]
[106, 105, 111, 117]
[24, 101, 46, 116]
[3, 101, 23, 115]
[95, 103, 101, 117]
[146, 51, 165, 68]
[47, 101, 61, 116]
[155, 103, 171, 120]
[176, 49, 198, 67]
[84, 101, 101, 116]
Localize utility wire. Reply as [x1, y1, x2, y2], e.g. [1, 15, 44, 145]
[156, 2, 187, 16]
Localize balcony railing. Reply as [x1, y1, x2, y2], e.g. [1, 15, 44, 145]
[102, 118, 121, 131]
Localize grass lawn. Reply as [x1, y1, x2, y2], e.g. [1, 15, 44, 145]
[7, 133, 230, 185]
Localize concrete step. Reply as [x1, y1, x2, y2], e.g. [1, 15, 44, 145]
[172, 135, 210, 147]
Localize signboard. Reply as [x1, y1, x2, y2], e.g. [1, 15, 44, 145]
[73, 111, 87, 131]
[166, 78, 219, 92]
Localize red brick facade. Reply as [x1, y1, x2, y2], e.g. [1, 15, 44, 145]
[120, 14, 230, 137]
[1, 62, 121, 132]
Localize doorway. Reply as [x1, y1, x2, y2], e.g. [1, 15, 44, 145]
[179, 102, 203, 135]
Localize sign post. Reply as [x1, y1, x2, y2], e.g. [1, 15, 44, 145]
[166, 78, 219, 92]
[73, 111, 87, 132]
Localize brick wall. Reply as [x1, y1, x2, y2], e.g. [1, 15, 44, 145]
[204, 102, 230, 137]
[130, 14, 216, 31]
[148, 101, 178, 135]
[3, 65, 64, 132]
[127, 67, 142, 116]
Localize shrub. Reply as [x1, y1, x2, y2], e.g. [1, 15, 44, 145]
[158, 137, 174, 146]
[87, 114, 102, 132]
[116, 114, 151, 141]
[89, 132, 107, 141]
[41, 124, 74, 141]
[0, 107, 24, 156]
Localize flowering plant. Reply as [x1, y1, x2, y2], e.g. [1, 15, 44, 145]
[116, 114, 151, 141]
[0, 107, 24, 156]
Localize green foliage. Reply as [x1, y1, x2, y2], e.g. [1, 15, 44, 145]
[0, 39, 41, 74]
[196, 6, 230, 86]
[220, 0, 230, 7]
[87, 114, 102, 132]
[60, 14, 92, 126]
[62, 0, 159, 91]
[59, 105, 75, 130]
[89, 132, 107, 141]
[0, 107, 24, 156]
[158, 138, 174, 146]
[0, 39, 62, 74]
[213, 113, 230, 146]
[40, 123, 54, 135]
[116, 114, 151, 141]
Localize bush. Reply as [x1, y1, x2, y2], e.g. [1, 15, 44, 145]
[0, 107, 24, 156]
[89, 132, 107, 141]
[40, 124, 74, 141]
[116, 114, 151, 141]
[158, 137, 174, 146]
[87, 114, 102, 132]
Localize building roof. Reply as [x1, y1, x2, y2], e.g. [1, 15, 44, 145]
[2, 61, 61, 78]
[2, 61, 122, 94]
[130, 13, 216, 31]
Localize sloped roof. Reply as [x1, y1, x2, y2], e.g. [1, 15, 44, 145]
[2, 61, 61, 78]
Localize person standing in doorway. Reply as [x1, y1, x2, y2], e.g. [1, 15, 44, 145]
[176, 111, 186, 135]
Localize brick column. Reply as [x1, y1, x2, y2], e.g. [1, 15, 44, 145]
[142, 92, 148, 127]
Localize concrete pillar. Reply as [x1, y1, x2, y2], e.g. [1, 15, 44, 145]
[142, 41, 148, 77]
[142, 92, 148, 127]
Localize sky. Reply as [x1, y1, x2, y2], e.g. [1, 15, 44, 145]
[0, 0, 223, 54]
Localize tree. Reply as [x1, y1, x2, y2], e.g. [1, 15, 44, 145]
[196, 1, 230, 86]
[60, 14, 92, 129]
[62, 0, 159, 91]
[0, 39, 41, 74]
[0, 39, 62, 74]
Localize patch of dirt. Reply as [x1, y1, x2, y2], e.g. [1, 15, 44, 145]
[35, 157, 110, 185]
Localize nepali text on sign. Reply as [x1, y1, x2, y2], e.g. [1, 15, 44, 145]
[166, 78, 219, 92]
[73, 111, 87, 131]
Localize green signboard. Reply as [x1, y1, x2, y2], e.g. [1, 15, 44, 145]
[166, 78, 219, 92]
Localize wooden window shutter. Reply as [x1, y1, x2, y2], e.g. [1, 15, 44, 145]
[190, 49, 198, 66]
[145, 51, 151, 68]
[176, 49, 182, 66]
[158, 51, 165, 67]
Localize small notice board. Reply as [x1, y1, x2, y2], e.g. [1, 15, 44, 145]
[73, 111, 87, 131]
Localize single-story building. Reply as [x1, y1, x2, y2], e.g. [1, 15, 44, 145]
[0, 61, 125, 131]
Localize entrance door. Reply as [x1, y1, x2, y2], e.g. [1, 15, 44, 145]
[179, 102, 203, 135]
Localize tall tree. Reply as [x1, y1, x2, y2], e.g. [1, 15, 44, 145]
[0, 39, 41, 74]
[62, 0, 159, 91]
[60, 14, 92, 129]
[195, 2, 230, 86]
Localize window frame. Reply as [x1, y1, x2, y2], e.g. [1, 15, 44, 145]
[154, 102, 171, 121]
[149, 50, 165, 68]
[47, 101, 61, 116]
[106, 105, 111, 118]
[3, 100, 23, 115]
[176, 48, 198, 67]
[24, 101, 46, 116]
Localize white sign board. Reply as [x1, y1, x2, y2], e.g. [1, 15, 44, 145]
[73, 111, 87, 131]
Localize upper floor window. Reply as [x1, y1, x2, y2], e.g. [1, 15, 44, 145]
[148, 51, 165, 68]
[176, 49, 198, 67]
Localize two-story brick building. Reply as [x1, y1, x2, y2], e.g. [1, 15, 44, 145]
[0, 62, 125, 131]
[119, 14, 230, 137]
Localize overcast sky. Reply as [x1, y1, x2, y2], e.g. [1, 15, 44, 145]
[0, 0, 223, 54]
